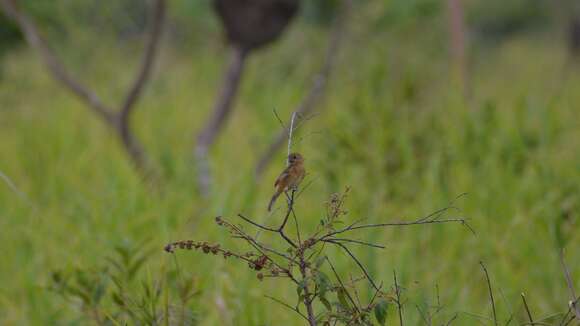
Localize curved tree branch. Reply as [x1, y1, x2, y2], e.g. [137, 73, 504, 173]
[0, 0, 167, 176]
[118, 0, 166, 171]
[0, 0, 116, 125]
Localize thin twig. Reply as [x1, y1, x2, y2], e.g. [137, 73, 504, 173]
[327, 258, 360, 314]
[559, 307, 572, 326]
[272, 108, 287, 130]
[287, 111, 297, 165]
[265, 295, 309, 322]
[327, 240, 378, 290]
[394, 270, 404, 326]
[324, 238, 385, 249]
[255, 0, 352, 176]
[0, 169, 30, 204]
[445, 313, 458, 326]
[237, 214, 278, 232]
[521, 293, 534, 325]
[559, 249, 580, 321]
[320, 215, 474, 242]
[236, 191, 298, 249]
[480, 261, 498, 326]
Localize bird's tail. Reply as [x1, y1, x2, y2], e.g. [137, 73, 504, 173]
[267, 191, 282, 211]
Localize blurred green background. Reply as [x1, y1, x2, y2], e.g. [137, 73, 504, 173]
[1, 0, 579, 325]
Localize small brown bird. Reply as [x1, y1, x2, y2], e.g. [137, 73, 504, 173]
[267, 152, 305, 211]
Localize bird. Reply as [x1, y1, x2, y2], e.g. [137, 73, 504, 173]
[267, 152, 305, 211]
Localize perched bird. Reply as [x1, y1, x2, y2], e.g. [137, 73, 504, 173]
[268, 153, 305, 211]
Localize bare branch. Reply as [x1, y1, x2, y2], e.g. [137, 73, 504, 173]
[327, 257, 360, 314]
[236, 189, 298, 248]
[237, 214, 279, 232]
[118, 0, 166, 169]
[319, 215, 474, 242]
[0, 0, 166, 175]
[0, 0, 115, 124]
[265, 295, 309, 322]
[324, 238, 385, 249]
[255, 0, 352, 177]
[326, 240, 378, 291]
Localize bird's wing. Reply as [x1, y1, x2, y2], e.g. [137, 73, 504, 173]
[274, 166, 291, 187]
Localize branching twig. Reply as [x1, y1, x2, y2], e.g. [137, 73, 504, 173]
[265, 295, 309, 322]
[323, 238, 385, 249]
[319, 215, 474, 242]
[328, 241, 378, 290]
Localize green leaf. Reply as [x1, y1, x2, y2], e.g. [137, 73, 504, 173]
[111, 291, 125, 306]
[320, 296, 332, 311]
[337, 288, 349, 309]
[92, 281, 106, 303]
[315, 272, 331, 297]
[315, 256, 327, 268]
[297, 279, 306, 297]
[374, 299, 389, 325]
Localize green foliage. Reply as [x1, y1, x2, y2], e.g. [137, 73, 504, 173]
[49, 240, 199, 325]
[373, 299, 388, 325]
[0, 1, 579, 324]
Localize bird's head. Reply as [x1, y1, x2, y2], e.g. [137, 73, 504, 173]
[288, 152, 304, 165]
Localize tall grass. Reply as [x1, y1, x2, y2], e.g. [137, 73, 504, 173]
[0, 19, 579, 324]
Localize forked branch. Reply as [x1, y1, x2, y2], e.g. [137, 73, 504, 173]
[0, 0, 166, 175]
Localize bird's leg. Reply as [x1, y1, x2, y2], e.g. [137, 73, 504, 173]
[284, 190, 291, 203]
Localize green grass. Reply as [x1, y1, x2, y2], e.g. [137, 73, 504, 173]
[0, 22, 579, 325]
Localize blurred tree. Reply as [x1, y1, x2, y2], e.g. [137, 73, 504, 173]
[195, 0, 300, 193]
[0, 0, 166, 178]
